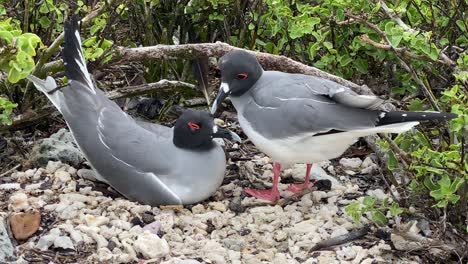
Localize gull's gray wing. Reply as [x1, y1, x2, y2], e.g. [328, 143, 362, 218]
[243, 72, 382, 139]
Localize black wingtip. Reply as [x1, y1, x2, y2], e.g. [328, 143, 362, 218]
[377, 111, 458, 126]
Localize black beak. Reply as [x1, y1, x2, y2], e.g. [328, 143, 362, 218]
[210, 83, 230, 115]
[212, 127, 241, 142]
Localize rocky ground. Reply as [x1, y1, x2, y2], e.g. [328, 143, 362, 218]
[0, 124, 447, 264]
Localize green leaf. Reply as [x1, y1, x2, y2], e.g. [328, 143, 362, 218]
[362, 196, 376, 207]
[345, 202, 362, 223]
[455, 20, 466, 31]
[424, 176, 438, 191]
[387, 150, 398, 170]
[0, 30, 13, 43]
[38, 16, 51, 28]
[338, 54, 353, 66]
[353, 58, 368, 74]
[323, 41, 333, 50]
[389, 202, 404, 216]
[408, 98, 424, 111]
[371, 211, 388, 226]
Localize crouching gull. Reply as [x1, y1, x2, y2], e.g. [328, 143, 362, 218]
[27, 16, 241, 206]
[211, 50, 457, 202]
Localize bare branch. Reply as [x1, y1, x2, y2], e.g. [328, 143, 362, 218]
[106, 79, 196, 99]
[114, 42, 375, 95]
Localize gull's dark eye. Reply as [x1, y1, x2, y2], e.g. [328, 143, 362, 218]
[236, 73, 248, 80]
[214, 67, 221, 78]
[187, 122, 200, 130]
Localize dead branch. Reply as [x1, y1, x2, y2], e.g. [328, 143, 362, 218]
[106, 79, 196, 99]
[308, 226, 371, 252]
[114, 42, 375, 96]
[1, 80, 196, 132]
[359, 35, 450, 66]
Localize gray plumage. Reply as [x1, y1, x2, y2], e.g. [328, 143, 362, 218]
[212, 50, 456, 165]
[26, 16, 239, 205]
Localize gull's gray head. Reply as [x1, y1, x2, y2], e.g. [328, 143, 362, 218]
[211, 50, 263, 114]
[173, 110, 241, 150]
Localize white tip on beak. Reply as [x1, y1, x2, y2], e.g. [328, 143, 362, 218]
[221, 82, 230, 93]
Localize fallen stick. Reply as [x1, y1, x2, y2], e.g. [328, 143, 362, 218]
[308, 225, 371, 252]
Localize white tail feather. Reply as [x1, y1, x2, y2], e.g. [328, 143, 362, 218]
[353, 121, 419, 135]
[27, 75, 62, 112]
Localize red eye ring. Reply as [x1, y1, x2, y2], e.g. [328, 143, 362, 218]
[187, 122, 200, 130]
[236, 73, 248, 80]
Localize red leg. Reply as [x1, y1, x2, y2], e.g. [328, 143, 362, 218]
[244, 162, 281, 202]
[286, 163, 313, 193]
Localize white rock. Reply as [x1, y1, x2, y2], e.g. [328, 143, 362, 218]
[84, 215, 109, 227]
[366, 189, 388, 201]
[25, 182, 43, 192]
[337, 246, 357, 261]
[0, 183, 21, 190]
[361, 156, 375, 168]
[330, 226, 348, 237]
[46, 161, 63, 174]
[339, 158, 363, 169]
[133, 232, 170, 258]
[67, 167, 77, 176]
[209, 202, 227, 212]
[32, 168, 44, 180]
[9, 192, 29, 211]
[54, 170, 71, 183]
[77, 169, 97, 181]
[53, 236, 75, 250]
[191, 204, 205, 214]
[97, 247, 113, 262]
[36, 234, 57, 250]
[24, 169, 37, 179]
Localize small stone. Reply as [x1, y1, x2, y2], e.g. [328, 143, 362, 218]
[209, 202, 227, 212]
[366, 189, 388, 201]
[191, 204, 205, 214]
[0, 183, 21, 191]
[361, 157, 376, 168]
[97, 247, 113, 262]
[274, 230, 288, 241]
[344, 170, 356, 175]
[46, 161, 63, 174]
[130, 216, 144, 227]
[32, 169, 43, 180]
[36, 233, 59, 251]
[222, 238, 245, 251]
[84, 215, 109, 227]
[330, 226, 348, 237]
[55, 170, 71, 183]
[0, 220, 15, 262]
[142, 212, 155, 224]
[339, 158, 363, 170]
[229, 197, 245, 213]
[107, 240, 117, 251]
[9, 211, 41, 240]
[77, 169, 97, 181]
[24, 169, 37, 179]
[9, 192, 29, 211]
[133, 232, 170, 258]
[53, 236, 75, 250]
[143, 221, 161, 235]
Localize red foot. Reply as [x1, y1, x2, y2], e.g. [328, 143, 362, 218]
[244, 188, 280, 202]
[286, 182, 313, 193]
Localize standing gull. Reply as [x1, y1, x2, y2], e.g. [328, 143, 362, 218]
[211, 50, 457, 202]
[27, 16, 241, 206]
